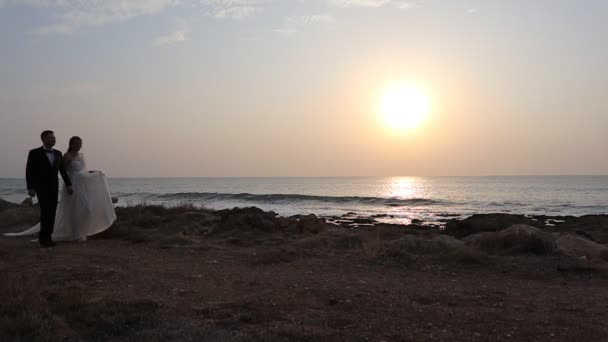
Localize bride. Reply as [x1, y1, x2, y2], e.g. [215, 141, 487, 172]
[6, 136, 116, 241]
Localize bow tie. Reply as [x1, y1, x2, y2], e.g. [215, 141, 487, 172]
[44, 149, 54, 154]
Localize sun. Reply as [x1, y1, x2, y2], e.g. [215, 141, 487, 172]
[379, 83, 431, 132]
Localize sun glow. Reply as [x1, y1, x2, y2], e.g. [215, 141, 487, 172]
[379, 83, 431, 132]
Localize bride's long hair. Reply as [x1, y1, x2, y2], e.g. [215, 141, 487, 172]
[67, 136, 82, 153]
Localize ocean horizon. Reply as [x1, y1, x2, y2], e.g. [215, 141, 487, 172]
[2, 176, 607, 225]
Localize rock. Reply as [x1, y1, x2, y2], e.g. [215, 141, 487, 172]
[411, 219, 423, 225]
[444, 214, 538, 238]
[214, 207, 280, 233]
[464, 224, 556, 255]
[111, 197, 118, 204]
[183, 211, 221, 225]
[353, 217, 376, 224]
[278, 217, 300, 232]
[575, 230, 595, 241]
[437, 213, 460, 217]
[537, 215, 608, 244]
[556, 234, 608, 262]
[21, 197, 34, 207]
[297, 214, 328, 234]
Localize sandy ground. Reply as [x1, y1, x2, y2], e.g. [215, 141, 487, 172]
[1, 202, 608, 341]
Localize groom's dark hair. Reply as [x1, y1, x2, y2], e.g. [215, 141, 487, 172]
[40, 130, 54, 140]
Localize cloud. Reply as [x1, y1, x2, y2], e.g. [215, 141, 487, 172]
[154, 18, 188, 45]
[328, 0, 418, 9]
[200, 0, 264, 19]
[393, 1, 418, 10]
[4, 0, 266, 35]
[293, 14, 334, 25]
[7, 0, 181, 34]
[274, 13, 334, 35]
[328, 0, 390, 8]
[1, 0, 272, 44]
[466, 8, 478, 14]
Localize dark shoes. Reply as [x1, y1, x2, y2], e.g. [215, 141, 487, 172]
[39, 239, 57, 247]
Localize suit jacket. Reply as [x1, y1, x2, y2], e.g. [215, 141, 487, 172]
[26, 147, 72, 195]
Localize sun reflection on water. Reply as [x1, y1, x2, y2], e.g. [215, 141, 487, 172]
[381, 177, 432, 225]
[389, 177, 418, 199]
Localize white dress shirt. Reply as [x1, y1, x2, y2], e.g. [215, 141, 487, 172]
[43, 146, 55, 165]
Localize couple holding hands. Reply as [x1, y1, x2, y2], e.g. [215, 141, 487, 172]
[5, 130, 116, 247]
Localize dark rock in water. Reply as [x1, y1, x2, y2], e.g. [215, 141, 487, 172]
[111, 197, 118, 204]
[464, 224, 556, 255]
[324, 219, 354, 228]
[353, 217, 376, 225]
[536, 215, 608, 244]
[437, 213, 460, 217]
[411, 219, 423, 225]
[444, 214, 539, 238]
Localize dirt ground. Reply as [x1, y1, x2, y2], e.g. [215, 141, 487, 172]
[1, 202, 607, 341]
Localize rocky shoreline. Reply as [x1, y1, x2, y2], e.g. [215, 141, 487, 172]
[1, 198, 607, 341]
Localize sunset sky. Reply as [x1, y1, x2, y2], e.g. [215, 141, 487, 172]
[1, 0, 607, 177]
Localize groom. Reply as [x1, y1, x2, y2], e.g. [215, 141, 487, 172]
[26, 130, 73, 247]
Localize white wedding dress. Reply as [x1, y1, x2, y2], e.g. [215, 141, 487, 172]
[5, 153, 116, 241]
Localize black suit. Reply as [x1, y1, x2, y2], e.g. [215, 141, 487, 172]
[26, 147, 72, 242]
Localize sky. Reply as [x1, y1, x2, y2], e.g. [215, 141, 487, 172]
[1, 0, 607, 177]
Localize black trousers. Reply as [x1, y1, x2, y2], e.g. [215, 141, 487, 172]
[37, 190, 58, 241]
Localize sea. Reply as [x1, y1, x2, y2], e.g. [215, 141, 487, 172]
[1, 176, 606, 225]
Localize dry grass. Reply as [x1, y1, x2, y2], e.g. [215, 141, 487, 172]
[93, 204, 216, 247]
[0, 275, 59, 342]
[0, 271, 163, 341]
[295, 231, 363, 251]
[362, 234, 489, 267]
[464, 230, 556, 255]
